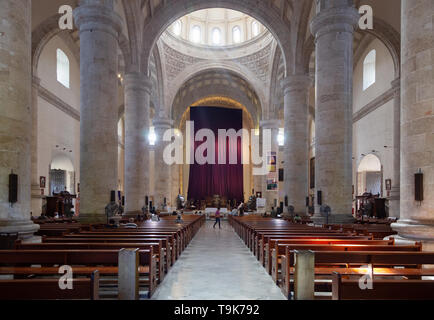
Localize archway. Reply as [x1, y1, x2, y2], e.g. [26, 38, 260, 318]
[357, 154, 382, 197]
[141, 1, 292, 76]
[49, 154, 75, 195]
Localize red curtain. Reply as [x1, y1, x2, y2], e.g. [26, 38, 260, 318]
[187, 107, 244, 203]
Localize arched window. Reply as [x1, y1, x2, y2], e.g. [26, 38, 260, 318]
[233, 26, 242, 44]
[252, 21, 260, 37]
[212, 28, 222, 45]
[277, 128, 285, 147]
[190, 25, 201, 43]
[172, 20, 182, 36]
[56, 49, 70, 88]
[363, 50, 376, 90]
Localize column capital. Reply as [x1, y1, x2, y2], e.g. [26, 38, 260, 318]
[310, 5, 359, 39]
[153, 117, 174, 130]
[73, 1, 123, 39]
[260, 119, 280, 129]
[124, 72, 152, 94]
[281, 74, 312, 95]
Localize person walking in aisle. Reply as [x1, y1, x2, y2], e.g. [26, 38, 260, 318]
[213, 207, 221, 229]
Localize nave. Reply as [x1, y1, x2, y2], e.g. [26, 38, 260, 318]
[152, 221, 286, 300]
[1, 0, 433, 303]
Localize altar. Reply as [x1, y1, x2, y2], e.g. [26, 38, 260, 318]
[205, 207, 229, 220]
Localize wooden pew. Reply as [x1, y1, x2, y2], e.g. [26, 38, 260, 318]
[270, 242, 422, 283]
[282, 250, 434, 299]
[16, 241, 166, 283]
[45, 235, 175, 267]
[0, 249, 157, 298]
[0, 270, 99, 300]
[64, 232, 181, 259]
[265, 239, 394, 272]
[332, 272, 434, 300]
[257, 234, 372, 265]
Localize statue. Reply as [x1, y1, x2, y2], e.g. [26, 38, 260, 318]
[176, 195, 185, 210]
[118, 201, 124, 216]
[320, 205, 332, 224]
[283, 205, 294, 220]
[247, 195, 257, 211]
[105, 201, 120, 219]
[60, 189, 74, 218]
[141, 205, 148, 215]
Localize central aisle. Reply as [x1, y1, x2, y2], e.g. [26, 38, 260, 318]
[151, 221, 286, 300]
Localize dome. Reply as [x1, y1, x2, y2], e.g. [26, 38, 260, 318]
[167, 8, 266, 47]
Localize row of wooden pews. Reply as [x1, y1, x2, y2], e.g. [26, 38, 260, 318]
[0, 215, 205, 300]
[229, 215, 434, 300]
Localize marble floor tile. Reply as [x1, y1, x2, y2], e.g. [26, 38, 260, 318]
[151, 221, 286, 300]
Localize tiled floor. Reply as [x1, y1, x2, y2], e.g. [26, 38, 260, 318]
[151, 221, 286, 300]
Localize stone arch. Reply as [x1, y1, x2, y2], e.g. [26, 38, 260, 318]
[171, 69, 262, 128]
[357, 153, 382, 172]
[356, 153, 383, 196]
[140, 0, 292, 77]
[167, 61, 267, 119]
[268, 47, 284, 119]
[31, 13, 131, 76]
[302, 17, 400, 78]
[121, 0, 142, 72]
[31, 14, 76, 75]
[150, 45, 165, 115]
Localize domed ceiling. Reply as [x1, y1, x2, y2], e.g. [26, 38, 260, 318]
[167, 8, 266, 47]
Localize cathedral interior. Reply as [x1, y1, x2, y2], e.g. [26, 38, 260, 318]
[0, 0, 433, 301]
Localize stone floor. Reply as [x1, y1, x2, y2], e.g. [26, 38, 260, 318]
[151, 221, 286, 300]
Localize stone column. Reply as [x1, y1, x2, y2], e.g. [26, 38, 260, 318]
[252, 129, 263, 199]
[260, 120, 280, 212]
[388, 78, 401, 218]
[0, 0, 40, 241]
[124, 73, 151, 215]
[281, 75, 312, 216]
[392, 0, 434, 250]
[74, 0, 122, 223]
[153, 118, 174, 211]
[310, 0, 359, 224]
[31, 76, 43, 216]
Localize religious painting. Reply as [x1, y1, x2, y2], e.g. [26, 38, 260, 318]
[267, 173, 278, 191]
[267, 152, 277, 173]
[385, 179, 392, 191]
[39, 176, 46, 188]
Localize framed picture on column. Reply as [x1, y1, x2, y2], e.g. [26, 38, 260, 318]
[267, 152, 277, 173]
[39, 176, 46, 188]
[385, 179, 392, 191]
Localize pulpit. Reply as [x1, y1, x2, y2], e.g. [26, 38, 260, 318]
[46, 192, 77, 217]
